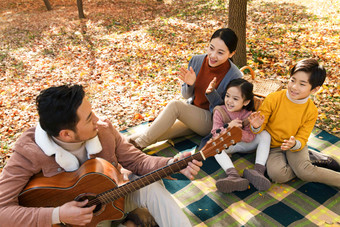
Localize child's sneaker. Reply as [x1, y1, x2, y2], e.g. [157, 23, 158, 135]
[309, 149, 340, 172]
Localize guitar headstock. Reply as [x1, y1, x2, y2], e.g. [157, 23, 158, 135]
[199, 126, 242, 160]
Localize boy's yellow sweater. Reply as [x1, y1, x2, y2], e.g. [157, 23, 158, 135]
[255, 89, 317, 151]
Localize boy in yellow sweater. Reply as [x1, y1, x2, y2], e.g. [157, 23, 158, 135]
[249, 58, 340, 188]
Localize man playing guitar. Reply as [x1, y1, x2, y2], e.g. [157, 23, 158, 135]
[0, 85, 202, 227]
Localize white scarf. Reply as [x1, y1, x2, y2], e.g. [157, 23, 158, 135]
[35, 123, 102, 171]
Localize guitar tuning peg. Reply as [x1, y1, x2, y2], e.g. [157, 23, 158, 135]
[219, 137, 224, 141]
[212, 142, 216, 146]
[231, 140, 235, 144]
[223, 144, 228, 148]
[215, 148, 220, 154]
[227, 132, 231, 136]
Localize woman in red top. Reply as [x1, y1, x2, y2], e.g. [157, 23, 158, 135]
[128, 28, 243, 149]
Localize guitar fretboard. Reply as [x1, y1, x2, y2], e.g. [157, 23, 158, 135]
[83, 126, 242, 208]
[87, 152, 203, 206]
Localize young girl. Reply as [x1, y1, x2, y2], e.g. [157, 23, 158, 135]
[128, 28, 243, 149]
[199, 78, 271, 193]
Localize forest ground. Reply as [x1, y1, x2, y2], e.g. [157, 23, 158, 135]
[0, 0, 339, 169]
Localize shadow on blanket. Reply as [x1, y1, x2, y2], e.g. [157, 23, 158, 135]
[122, 125, 340, 227]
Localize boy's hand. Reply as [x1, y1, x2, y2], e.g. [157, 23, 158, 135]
[206, 77, 217, 94]
[178, 66, 196, 86]
[228, 118, 242, 129]
[281, 136, 296, 150]
[249, 111, 265, 129]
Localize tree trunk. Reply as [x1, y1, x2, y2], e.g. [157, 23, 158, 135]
[77, 0, 86, 19]
[42, 0, 52, 11]
[228, 0, 247, 67]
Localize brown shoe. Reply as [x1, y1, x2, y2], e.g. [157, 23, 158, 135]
[312, 156, 340, 172]
[216, 168, 249, 193]
[243, 164, 271, 191]
[125, 207, 158, 227]
[309, 149, 340, 172]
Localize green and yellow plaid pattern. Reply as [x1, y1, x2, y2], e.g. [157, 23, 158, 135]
[123, 125, 340, 227]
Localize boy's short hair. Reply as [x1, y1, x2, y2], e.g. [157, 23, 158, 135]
[36, 85, 85, 137]
[290, 58, 326, 90]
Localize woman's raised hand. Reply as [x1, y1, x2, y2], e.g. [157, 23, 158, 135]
[206, 77, 217, 94]
[178, 66, 196, 86]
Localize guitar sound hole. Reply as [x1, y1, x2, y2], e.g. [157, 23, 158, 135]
[75, 193, 102, 213]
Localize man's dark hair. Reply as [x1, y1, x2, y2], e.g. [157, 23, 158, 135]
[290, 58, 326, 90]
[36, 85, 85, 137]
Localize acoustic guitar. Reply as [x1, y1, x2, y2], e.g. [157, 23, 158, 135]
[19, 126, 242, 227]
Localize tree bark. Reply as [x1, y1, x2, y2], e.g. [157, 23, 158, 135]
[228, 0, 247, 67]
[77, 0, 86, 19]
[42, 0, 52, 11]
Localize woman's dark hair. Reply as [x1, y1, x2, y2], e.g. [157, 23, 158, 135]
[36, 85, 85, 137]
[290, 58, 326, 90]
[226, 78, 255, 111]
[210, 28, 238, 53]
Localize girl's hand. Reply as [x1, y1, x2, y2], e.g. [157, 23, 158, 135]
[178, 66, 196, 86]
[206, 77, 217, 94]
[228, 118, 242, 129]
[249, 111, 265, 129]
[281, 136, 296, 150]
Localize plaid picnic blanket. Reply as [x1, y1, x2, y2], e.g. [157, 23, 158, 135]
[122, 124, 340, 226]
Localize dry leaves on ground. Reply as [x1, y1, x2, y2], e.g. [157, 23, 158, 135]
[0, 0, 339, 170]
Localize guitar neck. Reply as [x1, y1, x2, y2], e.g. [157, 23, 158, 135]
[86, 126, 242, 208]
[95, 152, 203, 205]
